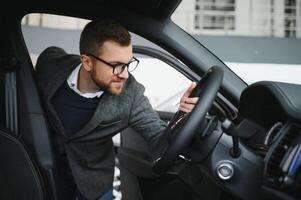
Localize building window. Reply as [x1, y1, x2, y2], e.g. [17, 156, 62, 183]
[203, 15, 235, 30]
[194, 0, 235, 32]
[195, 15, 200, 29]
[203, 0, 235, 11]
[284, 0, 297, 37]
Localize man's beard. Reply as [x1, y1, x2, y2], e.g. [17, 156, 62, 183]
[91, 72, 126, 96]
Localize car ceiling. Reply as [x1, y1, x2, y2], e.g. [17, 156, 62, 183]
[6, 0, 181, 20]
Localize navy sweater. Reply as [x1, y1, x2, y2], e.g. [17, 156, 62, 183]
[52, 81, 101, 137]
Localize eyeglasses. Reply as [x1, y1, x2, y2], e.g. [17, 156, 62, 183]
[87, 53, 139, 75]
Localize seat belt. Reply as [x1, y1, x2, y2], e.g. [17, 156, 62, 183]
[4, 57, 19, 137]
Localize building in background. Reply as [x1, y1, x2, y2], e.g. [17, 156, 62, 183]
[22, 13, 89, 30]
[172, 0, 301, 37]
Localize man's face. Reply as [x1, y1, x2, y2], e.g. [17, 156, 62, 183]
[86, 40, 132, 95]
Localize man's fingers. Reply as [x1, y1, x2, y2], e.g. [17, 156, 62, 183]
[184, 97, 198, 104]
[179, 82, 199, 113]
[183, 82, 197, 97]
[179, 103, 195, 113]
[180, 97, 198, 104]
[179, 97, 199, 113]
[179, 106, 190, 113]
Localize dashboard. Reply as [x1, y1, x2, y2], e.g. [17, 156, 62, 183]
[235, 81, 301, 199]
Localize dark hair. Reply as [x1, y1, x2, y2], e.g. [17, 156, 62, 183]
[79, 19, 131, 55]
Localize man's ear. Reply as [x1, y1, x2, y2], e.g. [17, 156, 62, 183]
[80, 55, 93, 72]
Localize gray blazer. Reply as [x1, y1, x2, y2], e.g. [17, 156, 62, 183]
[35, 46, 167, 199]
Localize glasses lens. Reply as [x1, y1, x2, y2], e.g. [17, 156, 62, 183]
[128, 60, 139, 72]
[113, 65, 124, 75]
[113, 59, 139, 75]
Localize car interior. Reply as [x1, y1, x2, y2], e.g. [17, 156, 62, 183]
[1, 0, 301, 200]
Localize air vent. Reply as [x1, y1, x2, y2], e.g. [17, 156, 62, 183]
[264, 123, 301, 187]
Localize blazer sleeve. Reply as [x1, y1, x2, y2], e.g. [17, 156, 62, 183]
[128, 82, 168, 152]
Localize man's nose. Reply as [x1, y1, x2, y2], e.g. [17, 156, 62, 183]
[117, 67, 129, 79]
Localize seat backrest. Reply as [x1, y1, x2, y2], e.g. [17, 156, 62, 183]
[0, 126, 45, 200]
[16, 59, 73, 200]
[0, 62, 47, 200]
[0, 55, 72, 200]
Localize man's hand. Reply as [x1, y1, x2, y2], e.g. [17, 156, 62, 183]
[179, 82, 199, 113]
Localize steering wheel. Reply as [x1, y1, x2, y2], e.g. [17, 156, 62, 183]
[153, 66, 224, 173]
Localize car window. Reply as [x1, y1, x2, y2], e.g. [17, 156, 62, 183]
[171, 0, 301, 85]
[22, 14, 89, 65]
[131, 54, 191, 112]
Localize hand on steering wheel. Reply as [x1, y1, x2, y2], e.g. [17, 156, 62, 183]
[178, 82, 199, 113]
[153, 66, 224, 174]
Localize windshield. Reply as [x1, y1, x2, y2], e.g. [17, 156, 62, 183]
[171, 0, 301, 85]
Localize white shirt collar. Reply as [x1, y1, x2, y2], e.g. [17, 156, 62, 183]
[67, 64, 104, 98]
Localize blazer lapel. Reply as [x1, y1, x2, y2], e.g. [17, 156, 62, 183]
[70, 92, 124, 140]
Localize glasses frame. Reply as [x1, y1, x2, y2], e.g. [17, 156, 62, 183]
[87, 53, 139, 75]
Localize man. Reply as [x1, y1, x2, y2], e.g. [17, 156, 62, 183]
[35, 19, 198, 200]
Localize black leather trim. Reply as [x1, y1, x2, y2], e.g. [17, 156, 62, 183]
[239, 81, 301, 122]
